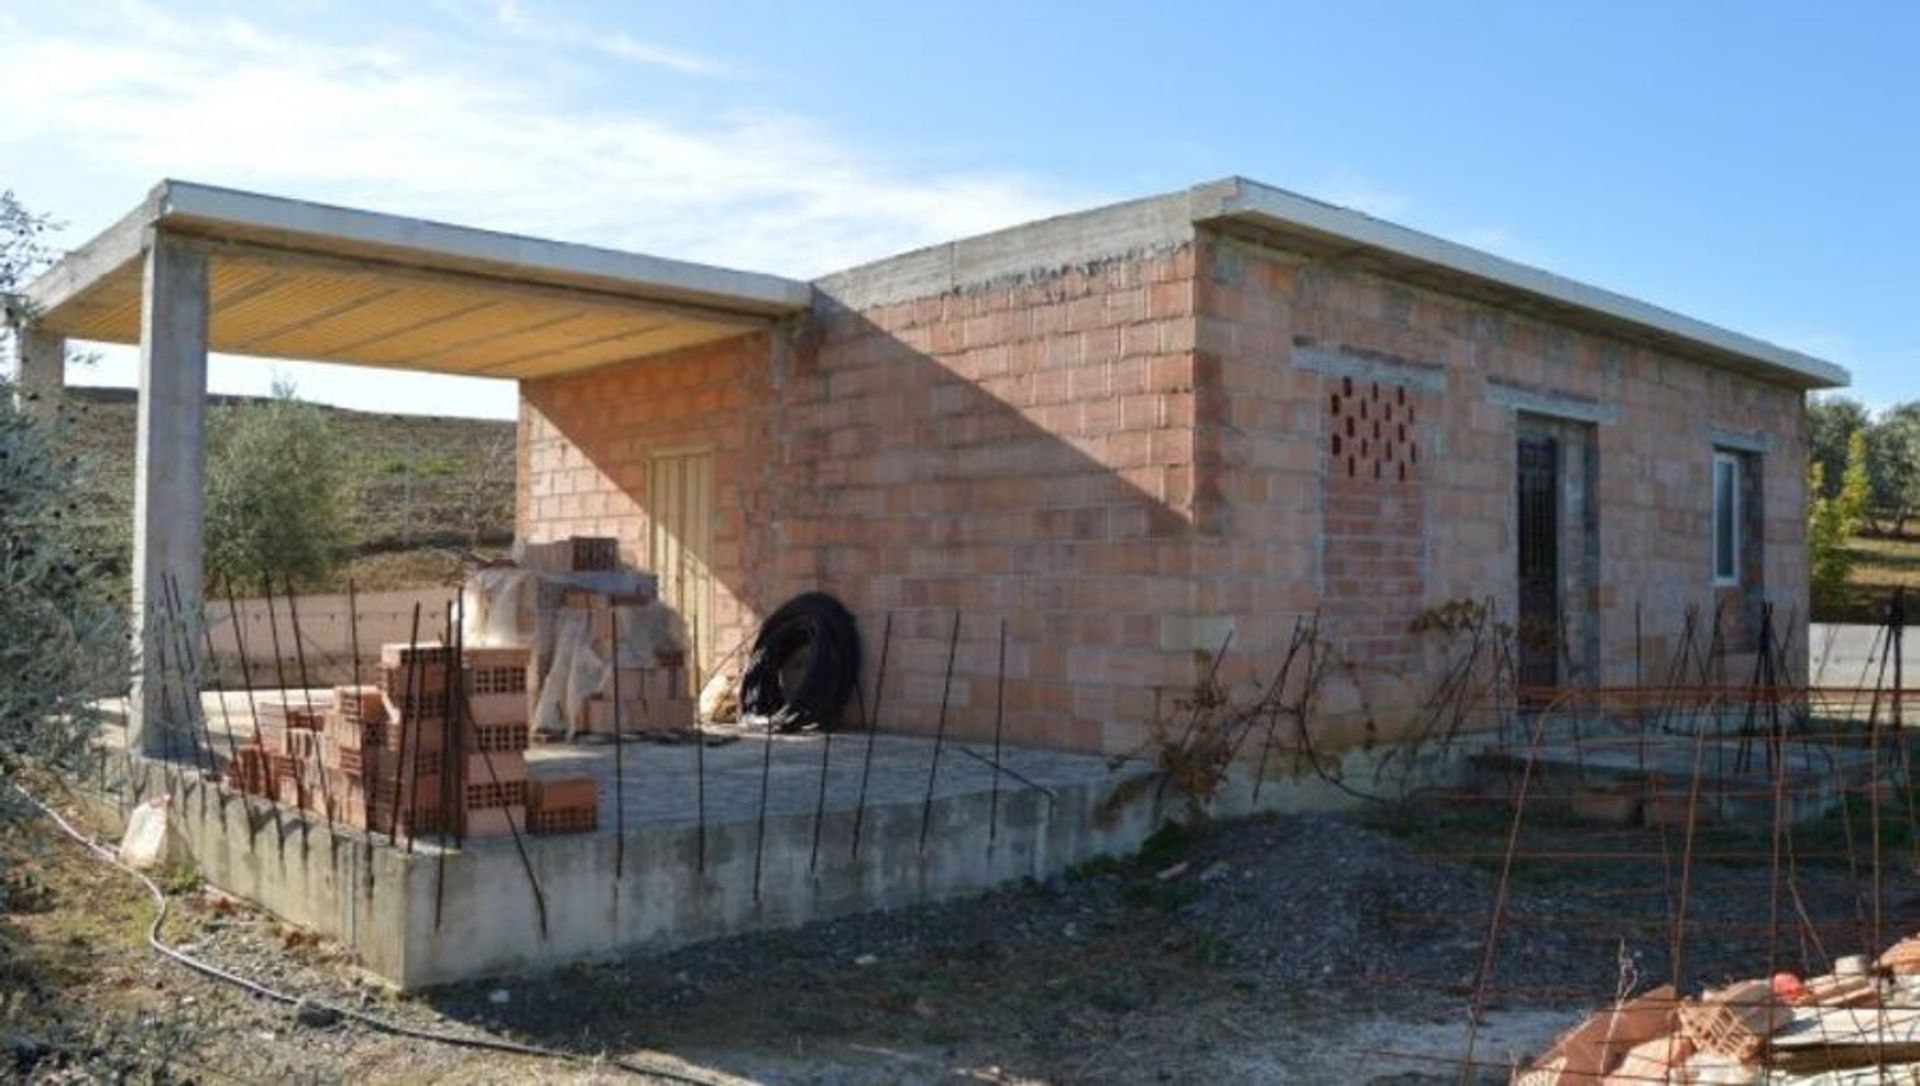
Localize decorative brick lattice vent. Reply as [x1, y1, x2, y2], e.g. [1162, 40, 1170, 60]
[1328, 376, 1419, 483]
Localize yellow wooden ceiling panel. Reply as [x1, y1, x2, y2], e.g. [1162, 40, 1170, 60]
[248, 282, 481, 358]
[442, 310, 671, 372]
[470, 315, 688, 376]
[347, 299, 597, 368]
[495, 321, 739, 380]
[212, 277, 393, 349]
[41, 246, 768, 378]
[66, 276, 145, 342]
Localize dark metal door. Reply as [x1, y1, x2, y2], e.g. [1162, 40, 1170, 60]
[1517, 435, 1561, 689]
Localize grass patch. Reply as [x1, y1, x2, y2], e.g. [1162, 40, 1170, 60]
[1817, 530, 1920, 623]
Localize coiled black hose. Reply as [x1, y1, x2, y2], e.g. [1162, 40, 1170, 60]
[740, 592, 861, 731]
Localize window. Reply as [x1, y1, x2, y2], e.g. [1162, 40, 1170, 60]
[1712, 452, 1740, 585]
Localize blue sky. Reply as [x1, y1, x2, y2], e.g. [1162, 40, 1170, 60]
[2, 0, 1914, 419]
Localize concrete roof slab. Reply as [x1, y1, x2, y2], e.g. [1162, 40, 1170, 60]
[20, 180, 810, 380]
[1190, 176, 1849, 391]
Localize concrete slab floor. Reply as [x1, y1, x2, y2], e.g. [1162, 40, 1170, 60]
[93, 690, 1115, 845]
[1468, 718, 1886, 825]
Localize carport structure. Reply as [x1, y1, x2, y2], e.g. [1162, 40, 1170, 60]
[12, 180, 811, 755]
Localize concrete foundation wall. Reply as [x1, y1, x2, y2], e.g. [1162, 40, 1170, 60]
[104, 760, 416, 981]
[92, 733, 1483, 990]
[400, 773, 1156, 988]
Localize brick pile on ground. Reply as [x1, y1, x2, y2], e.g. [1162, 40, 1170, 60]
[1516, 936, 1920, 1083]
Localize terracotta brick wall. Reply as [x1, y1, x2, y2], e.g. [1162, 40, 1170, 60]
[798, 251, 1206, 751]
[518, 332, 785, 673]
[522, 249, 1210, 753]
[520, 230, 1810, 759]
[1195, 232, 1809, 741]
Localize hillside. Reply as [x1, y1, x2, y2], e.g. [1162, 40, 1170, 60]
[55, 386, 517, 590]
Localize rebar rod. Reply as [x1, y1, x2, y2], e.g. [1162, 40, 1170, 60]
[388, 603, 424, 849]
[608, 591, 627, 881]
[165, 574, 228, 781]
[919, 610, 963, 855]
[851, 613, 894, 861]
[988, 617, 1008, 846]
[451, 595, 549, 936]
[433, 602, 458, 930]
[282, 577, 335, 824]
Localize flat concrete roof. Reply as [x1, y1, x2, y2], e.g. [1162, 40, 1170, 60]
[21, 180, 812, 380]
[23, 176, 1848, 391]
[1190, 177, 1849, 392]
[815, 177, 1848, 392]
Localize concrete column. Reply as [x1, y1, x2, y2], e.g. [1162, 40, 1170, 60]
[129, 233, 209, 759]
[11, 325, 66, 412]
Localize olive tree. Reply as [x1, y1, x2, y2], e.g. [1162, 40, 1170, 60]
[0, 191, 129, 825]
[204, 380, 357, 591]
[1808, 395, 1870, 501]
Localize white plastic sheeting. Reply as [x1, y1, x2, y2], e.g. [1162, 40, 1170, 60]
[533, 610, 606, 740]
[462, 567, 543, 649]
[467, 564, 688, 736]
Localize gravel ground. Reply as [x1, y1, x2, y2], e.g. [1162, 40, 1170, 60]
[6, 793, 1919, 1084]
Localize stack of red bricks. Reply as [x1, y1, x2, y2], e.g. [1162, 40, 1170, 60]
[553, 590, 696, 736]
[521, 536, 619, 574]
[578, 652, 697, 735]
[517, 536, 695, 738]
[222, 642, 598, 839]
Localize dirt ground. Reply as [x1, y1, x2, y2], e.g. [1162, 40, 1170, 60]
[6, 787, 1919, 1085]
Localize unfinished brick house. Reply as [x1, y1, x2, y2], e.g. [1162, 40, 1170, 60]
[14, 177, 1853, 985]
[18, 176, 1847, 763]
[516, 178, 1847, 755]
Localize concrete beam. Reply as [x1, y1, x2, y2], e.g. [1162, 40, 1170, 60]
[22, 193, 159, 317]
[129, 232, 209, 759]
[11, 325, 66, 412]
[1194, 177, 1850, 392]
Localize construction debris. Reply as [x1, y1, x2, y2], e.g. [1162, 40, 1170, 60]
[1517, 940, 1920, 1083]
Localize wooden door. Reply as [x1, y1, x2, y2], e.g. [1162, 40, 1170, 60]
[648, 449, 714, 687]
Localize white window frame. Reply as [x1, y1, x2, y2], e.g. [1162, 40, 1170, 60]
[1712, 451, 1741, 586]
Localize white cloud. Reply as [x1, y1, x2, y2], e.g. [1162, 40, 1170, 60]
[483, 0, 727, 76]
[0, 4, 1086, 278]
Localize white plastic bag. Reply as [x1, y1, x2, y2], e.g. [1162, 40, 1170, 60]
[118, 795, 171, 871]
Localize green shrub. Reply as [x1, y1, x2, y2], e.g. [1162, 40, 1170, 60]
[1810, 429, 1870, 603]
[205, 382, 357, 591]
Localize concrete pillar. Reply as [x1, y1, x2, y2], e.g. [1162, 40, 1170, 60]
[129, 233, 209, 759]
[11, 325, 66, 412]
